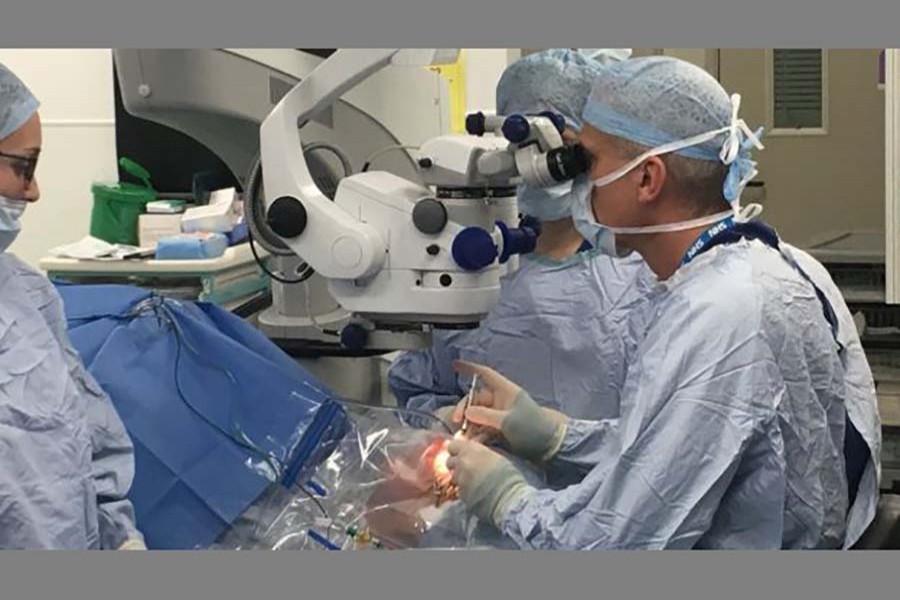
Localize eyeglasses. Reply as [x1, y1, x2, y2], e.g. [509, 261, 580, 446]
[0, 151, 39, 184]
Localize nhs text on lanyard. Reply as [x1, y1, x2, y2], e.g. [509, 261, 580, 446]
[681, 217, 736, 267]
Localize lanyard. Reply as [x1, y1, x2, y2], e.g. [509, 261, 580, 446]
[680, 216, 737, 267]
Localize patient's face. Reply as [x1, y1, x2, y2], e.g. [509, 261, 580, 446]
[362, 436, 451, 549]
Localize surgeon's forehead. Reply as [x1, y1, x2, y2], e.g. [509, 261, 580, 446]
[0, 113, 41, 153]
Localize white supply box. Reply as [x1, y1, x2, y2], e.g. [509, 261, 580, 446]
[139, 213, 184, 248]
[181, 187, 241, 233]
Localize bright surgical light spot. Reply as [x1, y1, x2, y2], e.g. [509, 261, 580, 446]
[433, 447, 450, 477]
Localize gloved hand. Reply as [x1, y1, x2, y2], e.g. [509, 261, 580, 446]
[117, 538, 147, 550]
[442, 401, 494, 444]
[446, 438, 534, 527]
[451, 361, 568, 462]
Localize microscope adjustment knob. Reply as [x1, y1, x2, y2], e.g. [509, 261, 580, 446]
[340, 324, 369, 351]
[413, 198, 448, 234]
[267, 196, 308, 238]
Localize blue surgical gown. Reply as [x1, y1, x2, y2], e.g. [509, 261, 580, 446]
[0, 253, 143, 549]
[780, 243, 881, 548]
[500, 239, 851, 549]
[388, 250, 654, 421]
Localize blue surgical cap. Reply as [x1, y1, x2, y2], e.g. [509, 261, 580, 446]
[0, 63, 40, 141]
[582, 56, 764, 203]
[496, 49, 630, 131]
[582, 56, 745, 162]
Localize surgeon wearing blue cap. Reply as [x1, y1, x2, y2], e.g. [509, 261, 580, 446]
[0, 62, 145, 549]
[445, 56, 880, 549]
[388, 50, 654, 487]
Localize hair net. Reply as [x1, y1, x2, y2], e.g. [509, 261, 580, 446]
[0, 63, 40, 141]
[582, 56, 763, 203]
[496, 49, 631, 130]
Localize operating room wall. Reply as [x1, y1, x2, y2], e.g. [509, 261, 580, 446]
[464, 49, 515, 113]
[720, 49, 885, 247]
[0, 49, 119, 269]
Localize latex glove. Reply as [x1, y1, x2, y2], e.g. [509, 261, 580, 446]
[451, 361, 568, 462]
[446, 438, 534, 527]
[117, 538, 147, 550]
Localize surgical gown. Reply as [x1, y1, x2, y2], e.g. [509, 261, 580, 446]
[388, 250, 654, 421]
[780, 243, 881, 547]
[500, 239, 851, 549]
[0, 254, 142, 549]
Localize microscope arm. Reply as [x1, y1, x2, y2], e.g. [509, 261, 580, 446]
[259, 49, 459, 280]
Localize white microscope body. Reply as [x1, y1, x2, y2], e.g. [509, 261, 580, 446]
[259, 49, 587, 350]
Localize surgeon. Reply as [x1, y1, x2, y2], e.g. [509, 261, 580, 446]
[388, 49, 653, 444]
[0, 63, 145, 549]
[445, 56, 876, 549]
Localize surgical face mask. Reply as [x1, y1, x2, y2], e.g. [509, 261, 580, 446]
[571, 163, 762, 260]
[0, 195, 27, 252]
[517, 181, 577, 222]
[572, 173, 760, 260]
[571, 174, 632, 258]
[573, 94, 765, 257]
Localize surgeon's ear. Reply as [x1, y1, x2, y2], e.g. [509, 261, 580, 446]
[636, 156, 666, 206]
